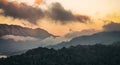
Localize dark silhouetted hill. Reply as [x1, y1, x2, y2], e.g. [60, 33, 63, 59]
[0, 43, 120, 65]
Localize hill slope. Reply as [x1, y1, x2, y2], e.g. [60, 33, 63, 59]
[0, 44, 120, 65]
[0, 24, 54, 39]
[0, 24, 55, 56]
[48, 31, 120, 49]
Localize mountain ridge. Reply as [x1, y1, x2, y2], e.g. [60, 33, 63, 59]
[0, 24, 54, 39]
[48, 31, 120, 49]
[0, 24, 55, 56]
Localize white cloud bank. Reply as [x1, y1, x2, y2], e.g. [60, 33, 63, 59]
[2, 35, 39, 42]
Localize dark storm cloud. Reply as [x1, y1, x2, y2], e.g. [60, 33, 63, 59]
[46, 3, 90, 24]
[0, 1, 90, 24]
[0, 1, 44, 24]
[103, 22, 120, 31]
[46, 3, 75, 22]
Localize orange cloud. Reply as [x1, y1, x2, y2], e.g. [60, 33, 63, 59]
[0, 0, 8, 4]
[34, 0, 42, 5]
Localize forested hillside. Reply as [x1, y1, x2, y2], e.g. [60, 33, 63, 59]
[0, 43, 120, 65]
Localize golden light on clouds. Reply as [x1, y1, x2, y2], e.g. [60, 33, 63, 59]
[0, 0, 8, 3]
[8, 0, 43, 5]
[0, 15, 38, 28]
[37, 19, 97, 36]
[34, 0, 42, 5]
[0, 0, 120, 36]
[46, 0, 120, 18]
[104, 13, 120, 23]
[37, 19, 70, 36]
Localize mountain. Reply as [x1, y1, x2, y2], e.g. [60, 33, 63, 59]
[0, 24, 54, 39]
[48, 31, 120, 49]
[0, 44, 120, 65]
[0, 24, 55, 56]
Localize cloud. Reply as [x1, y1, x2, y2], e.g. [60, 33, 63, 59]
[75, 14, 90, 23]
[0, 1, 90, 24]
[0, 9, 4, 14]
[41, 33, 77, 46]
[2, 35, 39, 42]
[0, 15, 38, 28]
[0, 0, 44, 24]
[46, 3, 75, 22]
[103, 22, 120, 31]
[0, 0, 7, 4]
[34, 0, 42, 5]
[0, 55, 7, 58]
[40, 29, 99, 46]
[65, 29, 99, 39]
[46, 3, 90, 24]
[41, 36, 69, 46]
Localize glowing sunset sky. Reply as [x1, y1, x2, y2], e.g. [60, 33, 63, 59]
[0, 0, 120, 36]
[9, 0, 120, 17]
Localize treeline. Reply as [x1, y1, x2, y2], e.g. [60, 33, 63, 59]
[0, 43, 120, 65]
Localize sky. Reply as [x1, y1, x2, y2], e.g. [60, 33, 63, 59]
[0, 0, 120, 36]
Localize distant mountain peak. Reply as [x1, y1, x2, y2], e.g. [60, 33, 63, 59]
[0, 24, 54, 39]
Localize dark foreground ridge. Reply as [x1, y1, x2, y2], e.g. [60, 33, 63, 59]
[0, 43, 120, 65]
